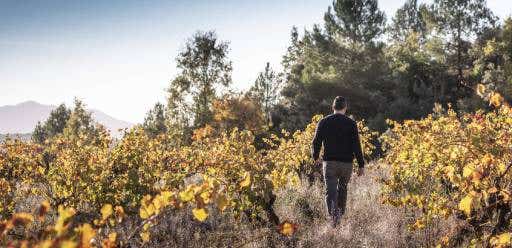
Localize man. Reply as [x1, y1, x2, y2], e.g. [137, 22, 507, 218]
[311, 96, 365, 227]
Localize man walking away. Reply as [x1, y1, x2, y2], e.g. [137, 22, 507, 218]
[311, 96, 365, 227]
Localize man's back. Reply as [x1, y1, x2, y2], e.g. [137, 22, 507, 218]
[313, 96, 365, 227]
[311, 113, 365, 168]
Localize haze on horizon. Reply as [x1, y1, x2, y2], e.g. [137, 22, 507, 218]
[1, 0, 511, 123]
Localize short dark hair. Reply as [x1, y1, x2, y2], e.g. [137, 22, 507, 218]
[332, 96, 347, 110]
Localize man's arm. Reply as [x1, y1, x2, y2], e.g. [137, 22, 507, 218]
[311, 119, 324, 161]
[352, 122, 365, 168]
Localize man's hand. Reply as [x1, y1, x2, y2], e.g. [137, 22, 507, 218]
[315, 159, 323, 167]
[356, 167, 364, 177]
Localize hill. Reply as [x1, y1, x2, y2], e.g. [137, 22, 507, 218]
[0, 101, 132, 137]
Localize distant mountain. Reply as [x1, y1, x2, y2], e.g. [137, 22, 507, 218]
[0, 101, 133, 137]
[0, 133, 31, 142]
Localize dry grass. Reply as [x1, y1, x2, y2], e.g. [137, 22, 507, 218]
[131, 164, 451, 248]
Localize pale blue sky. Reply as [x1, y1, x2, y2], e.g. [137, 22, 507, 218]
[1, 0, 510, 123]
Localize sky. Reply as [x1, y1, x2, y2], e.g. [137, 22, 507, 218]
[1, 0, 511, 123]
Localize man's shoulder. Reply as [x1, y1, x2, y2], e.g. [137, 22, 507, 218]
[320, 114, 338, 124]
[322, 114, 335, 120]
[325, 114, 356, 123]
[344, 115, 357, 125]
[320, 114, 356, 128]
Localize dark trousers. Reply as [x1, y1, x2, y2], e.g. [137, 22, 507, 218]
[322, 161, 352, 218]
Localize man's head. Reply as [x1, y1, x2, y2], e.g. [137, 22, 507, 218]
[332, 96, 347, 113]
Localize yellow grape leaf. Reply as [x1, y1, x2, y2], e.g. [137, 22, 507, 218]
[55, 206, 76, 236]
[139, 207, 151, 219]
[413, 219, 425, 229]
[498, 163, 507, 173]
[192, 208, 208, 222]
[200, 191, 211, 204]
[102, 232, 117, 248]
[490, 92, 504, 107]
[100, 204, 113, 220]
[37, 240, 52, 248]
[482, 154, 493, 165]
[60, 206, 76, 219]
[216, 195, 229, 212]
[140, 231, 150, 242]
[500, 191, 511, 202]
[497, 232, 511, 244]
[77, 224, 96, 248]
[463, 166, 474, 178]
[160, 191, 174, 203]
[291, 175, 300, 186]
[60, 241, 78, 248]
[142, 223, 151, 232]
[444, 166, 456, 181]
[278, 221, 298, 236]
[152, 197, 163, 212]
[108, 232, 117, 241]
[459, 194, 473, 216]
[239, 172, 251, 188]
[179, 188, 195, 202]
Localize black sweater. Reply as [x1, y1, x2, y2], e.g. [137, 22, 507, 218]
[311, 113, 365, 168]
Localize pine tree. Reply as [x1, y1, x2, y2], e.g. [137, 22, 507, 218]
[31, 104, 71, 143]
[433, 0, 496, 86]
[143, 102, 168, 137]
[323, 0, 386, 44]
[249, 63, 282, 126]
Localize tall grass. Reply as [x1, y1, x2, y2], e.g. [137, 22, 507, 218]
[121, 164, 452, 247]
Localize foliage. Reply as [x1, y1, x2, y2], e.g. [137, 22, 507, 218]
[32, 104, 71, 144]
[0, 111, 377, 245]
[4, 1, 512, 246]
[167, 30, 233, 128]
[277, 0, 393, 131]
[471, 18, 512, 104]
[388, 0, 429, 42]
[432, 0, 496, 86]
[142, 102, 168, 137]
[0, 201, 120, 247]
[62, 99, 102, 141]
[265, 115, 377, 185]
[380, 87, 512, 247]
[323, 0, 385, 44]
[46, 129, 113, 211]
[248, 62, 282, 126]
[277, 0, 511, 133]
[211, 93, 265, 135]
[0, 139, 45, 218]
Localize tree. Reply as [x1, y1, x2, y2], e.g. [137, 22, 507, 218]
[389, 0, 429, 42]
[277, 0, 392, 131]
[503, 18, 512, 90]
[168, 30, 233, 129]
[433, 0, 496, 86]
[385, 1, 453, 120]
[471, 18, 512, 103]
[143, 102, 168, 137]
[323, 0, 386, 44]
[249, 63, 282, 126]
[32, 104, 71, 143]
[62, 99, 100, 140]
[211, 93, 265, 134]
